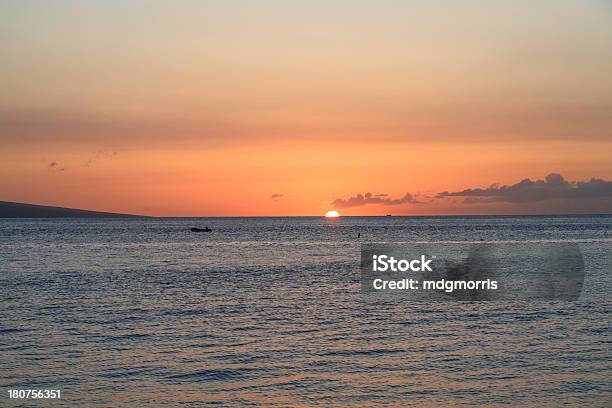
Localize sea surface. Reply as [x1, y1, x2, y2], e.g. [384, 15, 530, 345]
[1, 216, 610, 407]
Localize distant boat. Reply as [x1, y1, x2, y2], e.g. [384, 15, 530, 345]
[190, 227, 212, 232]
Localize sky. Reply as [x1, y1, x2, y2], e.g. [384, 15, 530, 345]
[1, 0, 611, 215]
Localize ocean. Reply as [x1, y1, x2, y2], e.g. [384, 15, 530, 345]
[1, 216, 610, 406]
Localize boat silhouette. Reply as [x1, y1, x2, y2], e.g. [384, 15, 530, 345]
[190, 227, 212, 232]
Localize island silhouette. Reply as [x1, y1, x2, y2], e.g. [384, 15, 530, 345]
[0, 201, 144, 218]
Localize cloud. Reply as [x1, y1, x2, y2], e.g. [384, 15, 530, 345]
[270, 193, 284, 201]
[43, 158, 65, 171]
[437, 173, 612, 203]
[84, 150, 118, 167]
[332, 192, 422, 209]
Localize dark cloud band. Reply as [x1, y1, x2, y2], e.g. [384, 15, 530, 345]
[437, 173, 612, 203]
[333, 192, 422, 209]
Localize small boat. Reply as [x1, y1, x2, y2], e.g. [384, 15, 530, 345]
[190, 227, 211, 232]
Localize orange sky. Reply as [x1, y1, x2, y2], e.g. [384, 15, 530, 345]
[1, 1, 611, 215]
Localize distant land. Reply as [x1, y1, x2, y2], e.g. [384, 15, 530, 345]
[0, 201, 144, 218]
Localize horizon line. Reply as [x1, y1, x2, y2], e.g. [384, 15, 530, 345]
[1, 200, 611, 219]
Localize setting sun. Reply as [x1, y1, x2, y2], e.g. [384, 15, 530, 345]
[325, 210, 340, 218]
